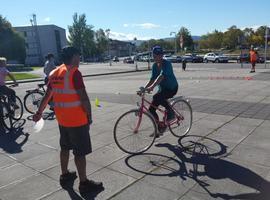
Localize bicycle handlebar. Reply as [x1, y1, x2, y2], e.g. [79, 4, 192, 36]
[136, 87, 151, 96]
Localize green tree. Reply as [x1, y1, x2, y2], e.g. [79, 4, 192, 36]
[68, 13, 95, 58]
[222, 25, 243, 49]
[0, 15, 26, 63]
[176, 27, 194, 51]
[95, 28, 109, 56]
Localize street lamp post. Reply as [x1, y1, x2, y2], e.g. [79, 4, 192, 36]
[148, 40, 150, 70]
[134, 37, 138, 71]
[170, 31, 177, 54]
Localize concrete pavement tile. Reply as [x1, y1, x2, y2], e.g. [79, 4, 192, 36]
[110, 179, 179, 200]
[80, 167, 136, 200]
[43, 159, 103, 181]
[202, 114, 234, 123]
[8, 143, 56, 162]
[39, 189, 82, 200]
[231, 117, 263, 127]
[86, 144, 126, 166]
[23, 150, 60, 172]
[0, 154, 17, 169]
[0, 174, 60, 200]
[142, 160, 197, 195]
[0, 163, 37, 187]
[229, 144, 270, 167]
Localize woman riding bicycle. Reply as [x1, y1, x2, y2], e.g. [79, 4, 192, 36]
[144, 46, 178, 132]
[0, 57, 19, 108]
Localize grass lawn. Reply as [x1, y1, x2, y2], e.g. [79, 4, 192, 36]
[6, 73, 41, 81]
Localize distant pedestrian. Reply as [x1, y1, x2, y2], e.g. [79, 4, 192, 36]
[33, 46, 104, 194]
[249, 46, 257, 73]
[182, 59, 187, 71]
[44, 53, 56, 84]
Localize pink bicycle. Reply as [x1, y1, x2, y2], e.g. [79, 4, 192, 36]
[113, 87, 193, 154]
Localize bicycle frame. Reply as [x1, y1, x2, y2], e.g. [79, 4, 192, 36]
[134, 92, 183, 133]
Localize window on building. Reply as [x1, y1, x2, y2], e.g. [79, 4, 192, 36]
[24, 31, 27, 37]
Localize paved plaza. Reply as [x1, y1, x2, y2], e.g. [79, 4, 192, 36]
[1, 62, 270, 200]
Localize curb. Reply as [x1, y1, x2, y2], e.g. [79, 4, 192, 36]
[7, 68, 151, 85]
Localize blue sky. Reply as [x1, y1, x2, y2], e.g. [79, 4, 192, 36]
[2, 0, 270, 40]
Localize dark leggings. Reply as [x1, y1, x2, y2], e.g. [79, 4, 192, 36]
[149, 86, 178, 121]
[0, 85, 16, 103]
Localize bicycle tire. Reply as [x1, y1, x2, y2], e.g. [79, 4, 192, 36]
[11, 96, 24, 120]
[168, 99, 193, 137]
[23, 91, 44, 114]
[113, 109, 157, 154]
[0, 102, 13, 130]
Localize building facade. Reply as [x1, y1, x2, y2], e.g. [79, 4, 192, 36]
[14, 25, 67, 65]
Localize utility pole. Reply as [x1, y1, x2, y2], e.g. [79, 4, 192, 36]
[30, 14, 42, 65]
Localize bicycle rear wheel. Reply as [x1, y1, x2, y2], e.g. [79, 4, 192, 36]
[11, 96, 23, 120]
[0, 102, 13, 130]
[169, 99, 192, 137]
[24, 91, 44, 114]
[114, 109, 157, 154]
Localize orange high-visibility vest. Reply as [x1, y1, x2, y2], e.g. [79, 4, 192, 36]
[250, 50, 257, 62]
[49, 64, 88, 127]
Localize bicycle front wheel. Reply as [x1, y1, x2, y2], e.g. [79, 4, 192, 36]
[11, 96, 24, 120]
[169, 99, 192, 137]
[0, 102, 13, 130]
[114, 109, 157, 154]
[24, 91, 44, 114]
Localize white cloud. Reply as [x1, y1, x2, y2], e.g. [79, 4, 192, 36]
[109, 31, 154, 41]
[123, 23, 160, 29]
[44, 17, 51, 22]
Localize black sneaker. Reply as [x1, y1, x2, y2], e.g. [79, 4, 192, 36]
[167, 110, 176, 124]
[59, 171, 77, 187]
[79, 179, 104, 193]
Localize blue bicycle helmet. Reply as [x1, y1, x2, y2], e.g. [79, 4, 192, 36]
[152, 46, 163, 55]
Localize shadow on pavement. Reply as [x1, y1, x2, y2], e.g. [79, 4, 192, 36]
[0, 119, 29, 153]
[61, 180, 104, 200]
[125, 136, 270, 200]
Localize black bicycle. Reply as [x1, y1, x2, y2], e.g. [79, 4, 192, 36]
[23, 83, 46, 114]
[0, 85, 24, 130]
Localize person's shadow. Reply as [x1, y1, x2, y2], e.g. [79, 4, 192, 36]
[0, 119, 29, 154]
[156, 140, 270, 200]
[60, 180, 104, 200]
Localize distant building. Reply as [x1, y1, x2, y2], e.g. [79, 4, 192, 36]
[109, 40, 135, 57]
[14, 25, 67, 65]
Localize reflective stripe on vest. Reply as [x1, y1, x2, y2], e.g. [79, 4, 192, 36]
[51, 88, 77, 94]
[54, 101, 81, 108]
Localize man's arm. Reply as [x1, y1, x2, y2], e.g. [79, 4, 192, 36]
[76, 88, 92, 124]
[146, 75, 164, 91]
[33, 86, 53, 122]
[7, 73, 18, 85]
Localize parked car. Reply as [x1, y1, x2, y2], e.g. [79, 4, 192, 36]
[163, 55, 178, 63]
[204, 52, 228, 63]
[113, 56, 119, 62]
[181, 54, 193, 63]
[123, 57, 134, 64]
[181, 54, 203, 63]
[237, 54, 265, 63]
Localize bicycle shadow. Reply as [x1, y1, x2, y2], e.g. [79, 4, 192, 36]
[26, 111, 55, 121]
[125, 136, 270, 200]
[0, 121, 29, 154]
